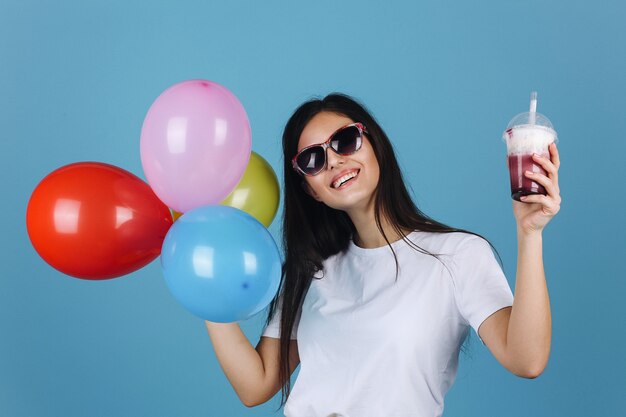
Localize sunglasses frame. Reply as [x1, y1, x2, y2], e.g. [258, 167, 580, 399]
[291, 122, 368, 176]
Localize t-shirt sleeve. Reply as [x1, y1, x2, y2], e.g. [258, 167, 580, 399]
[261, 299, 300, 340]
[450, 235, 514, 344]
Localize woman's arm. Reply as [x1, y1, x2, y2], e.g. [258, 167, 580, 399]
[205, 322, 300, 406]
[479, 142, 561, 378]
[479, 229, 551, 378]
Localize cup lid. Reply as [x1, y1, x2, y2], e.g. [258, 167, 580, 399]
[502, 112, 558, 143]
[505, 112, 555, 130]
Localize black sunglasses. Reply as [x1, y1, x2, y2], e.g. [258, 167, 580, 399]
[291, 123, 367, 176]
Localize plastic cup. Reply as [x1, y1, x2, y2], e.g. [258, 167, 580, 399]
[502, 100, 557, 201]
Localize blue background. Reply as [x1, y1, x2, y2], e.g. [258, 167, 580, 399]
[2, 1, 625, 416]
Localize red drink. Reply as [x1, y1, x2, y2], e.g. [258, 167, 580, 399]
[507, 153, 549, 201]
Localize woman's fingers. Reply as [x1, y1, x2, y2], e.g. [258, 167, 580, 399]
[520, 193, 561, 215]
[532, 153, 557, 176]
[525, 170, 559, 199]
[531, 146, 560, 194]
[549, 142, 560, 169]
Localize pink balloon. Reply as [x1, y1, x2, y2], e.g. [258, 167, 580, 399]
[140, 80, 252, 213]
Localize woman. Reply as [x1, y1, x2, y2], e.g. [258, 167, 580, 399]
[205, 93, 560, 416]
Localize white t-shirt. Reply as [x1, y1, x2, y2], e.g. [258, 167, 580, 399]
[262, 231, 514, 417]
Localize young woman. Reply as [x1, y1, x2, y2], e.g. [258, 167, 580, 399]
[205, 93, 560, 416]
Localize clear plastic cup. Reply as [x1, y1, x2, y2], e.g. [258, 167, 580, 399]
[502, 98, 558, 201]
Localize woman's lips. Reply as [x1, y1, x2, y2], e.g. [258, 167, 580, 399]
[332, 169, 360, 189]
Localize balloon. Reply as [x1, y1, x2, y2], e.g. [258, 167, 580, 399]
[171, 209, 182, 222]
[220, 152, 279, 227]
[140, 79, 252, 213]
[171, 152, 280, 226]
[161, 205, 281, 322]
[26, 162, 173, 280]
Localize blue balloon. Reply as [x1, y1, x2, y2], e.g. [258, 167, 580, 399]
[160, 205, 281, 322]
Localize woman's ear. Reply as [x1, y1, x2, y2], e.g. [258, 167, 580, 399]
[301, 180, 322, 202]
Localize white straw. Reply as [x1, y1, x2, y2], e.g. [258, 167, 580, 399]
[529, 91, 537, 125]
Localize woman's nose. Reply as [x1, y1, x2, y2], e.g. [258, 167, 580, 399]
[325, 146, 346, 170]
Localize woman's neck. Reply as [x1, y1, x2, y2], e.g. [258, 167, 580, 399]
[350, 215, 411, 249]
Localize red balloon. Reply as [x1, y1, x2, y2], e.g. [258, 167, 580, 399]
[26, 162, 173, 280]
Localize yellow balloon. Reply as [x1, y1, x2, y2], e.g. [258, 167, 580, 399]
[220, 151, 279, 227]
[171, 209, 183, 222]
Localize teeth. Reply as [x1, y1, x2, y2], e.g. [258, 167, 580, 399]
[333, 170, 358, 188]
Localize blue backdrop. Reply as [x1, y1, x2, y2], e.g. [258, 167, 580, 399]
[2, 1, 624, 416]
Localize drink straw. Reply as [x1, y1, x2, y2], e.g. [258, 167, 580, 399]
[529, 91, 537, 125]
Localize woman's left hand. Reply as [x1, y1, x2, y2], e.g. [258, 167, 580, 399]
[513, 142, 562, 235]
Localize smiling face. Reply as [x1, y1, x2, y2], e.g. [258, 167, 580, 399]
[297, 112, 380, 214]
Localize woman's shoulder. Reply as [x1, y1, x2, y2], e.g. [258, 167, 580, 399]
[409, 230, 479, 251]
[408, 230, 489, 254]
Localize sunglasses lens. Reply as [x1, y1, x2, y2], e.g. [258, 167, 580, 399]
[296, 146, 326, 175]
[330, 125, 361, 154]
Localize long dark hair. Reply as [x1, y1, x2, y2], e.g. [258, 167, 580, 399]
[266, 93, 503, 408]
